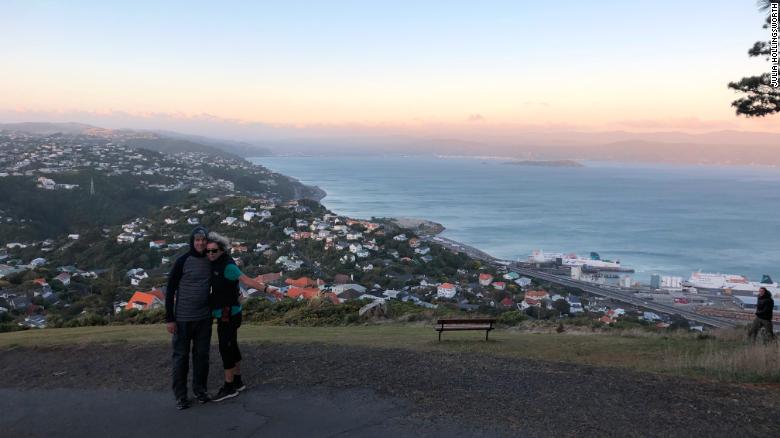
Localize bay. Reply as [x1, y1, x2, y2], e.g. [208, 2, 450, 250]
[252, 156, 780, 282]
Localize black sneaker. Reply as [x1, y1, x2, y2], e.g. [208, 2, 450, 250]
[233, 376, 246, 392]
[212, 384, 239, 402]
[176, 397, 191, 410]
[195, 392, 211, 404]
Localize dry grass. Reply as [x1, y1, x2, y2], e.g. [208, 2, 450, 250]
[666, 341, 780, 382]
[708, 326, 750, 342]
[2, 323, 778, 383]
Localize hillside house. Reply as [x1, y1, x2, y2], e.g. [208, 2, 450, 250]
[125, 290, 165, 311]
[437, 283, 457, 299]
[287, 287, 321, 300]
[478, 273, 493, 287]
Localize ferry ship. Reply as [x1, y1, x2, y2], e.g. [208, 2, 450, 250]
[528, 250, 634, 272]
[684, 272, 778, 294]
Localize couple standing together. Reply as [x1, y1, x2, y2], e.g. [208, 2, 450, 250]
[165, 225, 276, 410]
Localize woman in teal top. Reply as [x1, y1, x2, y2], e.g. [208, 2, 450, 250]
[206, 232, 276, 402]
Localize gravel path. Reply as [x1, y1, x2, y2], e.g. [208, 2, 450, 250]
[2, 342, 778, 437]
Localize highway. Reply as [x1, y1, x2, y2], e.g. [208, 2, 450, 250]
[424, 235, 739, 328]
[510, 265, 739, 329]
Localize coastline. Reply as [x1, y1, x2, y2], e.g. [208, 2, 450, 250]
[254, 155, 780, 282]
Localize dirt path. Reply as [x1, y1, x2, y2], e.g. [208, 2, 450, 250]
[2, 342, 778, 437]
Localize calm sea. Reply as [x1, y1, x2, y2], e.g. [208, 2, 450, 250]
[252, 156, 780, 282]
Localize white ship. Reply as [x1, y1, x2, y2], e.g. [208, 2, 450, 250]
[528, 250, 633, 272]
[528, 250, 562, 263]
[685, 272, 778, 294]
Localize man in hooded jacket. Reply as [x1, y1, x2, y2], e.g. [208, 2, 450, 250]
[748, 287, 775, 343]
[165, 225, 213, 409]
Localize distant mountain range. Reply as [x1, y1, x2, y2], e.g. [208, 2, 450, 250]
[259, 131, 780, 166]
[0, 122, 273, 159]
[2, 121, 779, 166]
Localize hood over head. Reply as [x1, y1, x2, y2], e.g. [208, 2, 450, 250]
[189, 225, 209, 255]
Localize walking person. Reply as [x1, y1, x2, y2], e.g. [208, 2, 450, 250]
[206, 232, 278, 402]
[165, 225, 214, 409]
[748, 287, 776, 343]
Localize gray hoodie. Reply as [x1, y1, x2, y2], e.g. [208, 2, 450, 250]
[165, 226, 212, 322]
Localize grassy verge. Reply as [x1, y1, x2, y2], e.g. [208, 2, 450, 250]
[1, 323, 777, 384]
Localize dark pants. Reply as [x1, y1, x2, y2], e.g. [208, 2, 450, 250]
[217, 313, 242, 370]
[748, 317, 775, 342]
[172, 318, 212, 399]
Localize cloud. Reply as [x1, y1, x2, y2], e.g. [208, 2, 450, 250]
[467, 113, 485, 122]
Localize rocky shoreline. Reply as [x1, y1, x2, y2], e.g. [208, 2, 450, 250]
[389, 217, 446, 235]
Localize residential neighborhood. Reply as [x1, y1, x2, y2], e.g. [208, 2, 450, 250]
[0, 129, 686, 332]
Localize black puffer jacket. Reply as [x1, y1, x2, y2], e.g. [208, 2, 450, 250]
[755, 293, 775, 320]
[209, 253, 240, 310]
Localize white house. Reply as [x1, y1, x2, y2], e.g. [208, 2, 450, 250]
[437, 283, 457, 299]
[221, 216, 238, 226]
[567, 296, 584, 313]
[37, 177, 56, 190]
[116, 233, 136, 244]
[382, 289, 402, 299]
[55, 272, 71, 286]
[331, 283, 367, 295]
[29, 258, 47, 267]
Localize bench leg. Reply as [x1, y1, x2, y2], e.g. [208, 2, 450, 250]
[438, 330, 442, 342]
[485, 330, 489, 341]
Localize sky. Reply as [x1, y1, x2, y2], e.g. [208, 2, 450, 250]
[1, 0, 779, 137]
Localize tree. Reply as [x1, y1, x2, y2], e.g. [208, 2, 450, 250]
[552, 298, 571, 316]
[728, 1, 780, 116]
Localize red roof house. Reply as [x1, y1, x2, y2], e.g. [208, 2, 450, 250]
[478, 273, 493, 286]
[287, 287, 321, 300]
[285, 277, 318, 288]
[126, 291, 164, 311]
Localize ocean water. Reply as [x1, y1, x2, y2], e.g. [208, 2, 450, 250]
[253, 156, 780, 282]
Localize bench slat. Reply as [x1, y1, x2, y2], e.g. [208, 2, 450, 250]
[436, 326, 494, 331]
[436, 319, 496, 324]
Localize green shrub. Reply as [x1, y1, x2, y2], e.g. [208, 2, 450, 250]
[496, 310, 526, 326]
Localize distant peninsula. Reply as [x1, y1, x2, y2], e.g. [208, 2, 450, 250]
[503, 160, 584, 168]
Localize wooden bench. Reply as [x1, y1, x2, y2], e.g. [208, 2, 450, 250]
[435, 318, 496, 342]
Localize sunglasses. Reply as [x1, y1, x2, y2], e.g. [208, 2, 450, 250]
[205, 249, 221, 254]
